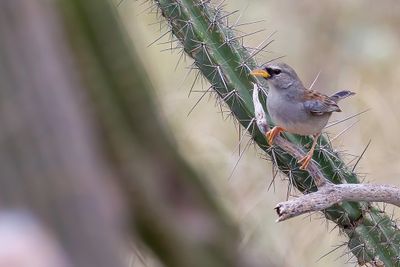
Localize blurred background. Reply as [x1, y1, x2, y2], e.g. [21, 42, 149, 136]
[2, 1, 400, 267]
[119, 1, 400, 266]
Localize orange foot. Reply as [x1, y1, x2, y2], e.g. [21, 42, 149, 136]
[298, 153, 313, 170]
[265, 126, 285, 145]
[297, 133, 320, 170]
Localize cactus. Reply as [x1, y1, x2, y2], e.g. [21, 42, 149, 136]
[151, 0, 400, 265]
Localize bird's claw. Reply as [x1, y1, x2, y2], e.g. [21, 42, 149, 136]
[298, 154, 312, 170]
[265, 126, 284, 145]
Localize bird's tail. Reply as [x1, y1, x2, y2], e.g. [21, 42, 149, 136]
[330, 90, 356, 103]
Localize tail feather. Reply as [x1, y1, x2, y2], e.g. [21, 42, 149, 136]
[330, 90, 355, 103]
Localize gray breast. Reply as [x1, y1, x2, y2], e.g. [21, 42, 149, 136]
[266, 87, 330, 136]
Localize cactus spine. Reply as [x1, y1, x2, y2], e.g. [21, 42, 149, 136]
[152, 0, 400, 265]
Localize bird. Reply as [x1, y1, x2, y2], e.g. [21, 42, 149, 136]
[251, 63, 355, 170]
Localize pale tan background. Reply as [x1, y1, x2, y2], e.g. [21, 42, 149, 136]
[119, 1, 400, 266]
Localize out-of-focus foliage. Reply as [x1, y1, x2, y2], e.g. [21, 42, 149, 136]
[0, 0, 276, 267]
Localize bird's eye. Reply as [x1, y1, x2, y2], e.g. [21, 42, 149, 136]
[266, 67, 281, 76]
[272, 69, 281, 75]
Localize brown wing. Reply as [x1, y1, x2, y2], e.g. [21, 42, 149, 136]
[303, 89, 341, 116]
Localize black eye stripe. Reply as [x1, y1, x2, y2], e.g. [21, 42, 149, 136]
[265, 67, 281, 75]
[273, 69, 281, 75]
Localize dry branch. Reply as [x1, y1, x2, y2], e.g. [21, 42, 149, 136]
[276, 183, 400, 222]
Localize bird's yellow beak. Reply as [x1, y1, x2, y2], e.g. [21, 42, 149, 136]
[250, 69, 270, 78]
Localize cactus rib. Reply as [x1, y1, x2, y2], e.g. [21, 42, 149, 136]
[152, 0, 400, 265]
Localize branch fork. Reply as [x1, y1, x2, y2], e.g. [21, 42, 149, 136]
[252, 83, 400, 222]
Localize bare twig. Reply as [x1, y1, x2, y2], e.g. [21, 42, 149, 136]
[275, 183, 400, 222]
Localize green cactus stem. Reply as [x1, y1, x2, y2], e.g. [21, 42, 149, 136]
[151, 0, 400, 265]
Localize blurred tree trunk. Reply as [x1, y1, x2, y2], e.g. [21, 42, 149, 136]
[0, 1, 271, 267]
[0, 1, 125, 266]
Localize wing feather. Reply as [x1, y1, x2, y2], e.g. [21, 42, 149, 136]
[303, 90, 341, 115]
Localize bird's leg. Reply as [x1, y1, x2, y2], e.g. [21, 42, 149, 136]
[265, 126, 285, 145]
[298, 133, 321, 170]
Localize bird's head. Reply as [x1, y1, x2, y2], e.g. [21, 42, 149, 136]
[251, 63, 302, 90]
